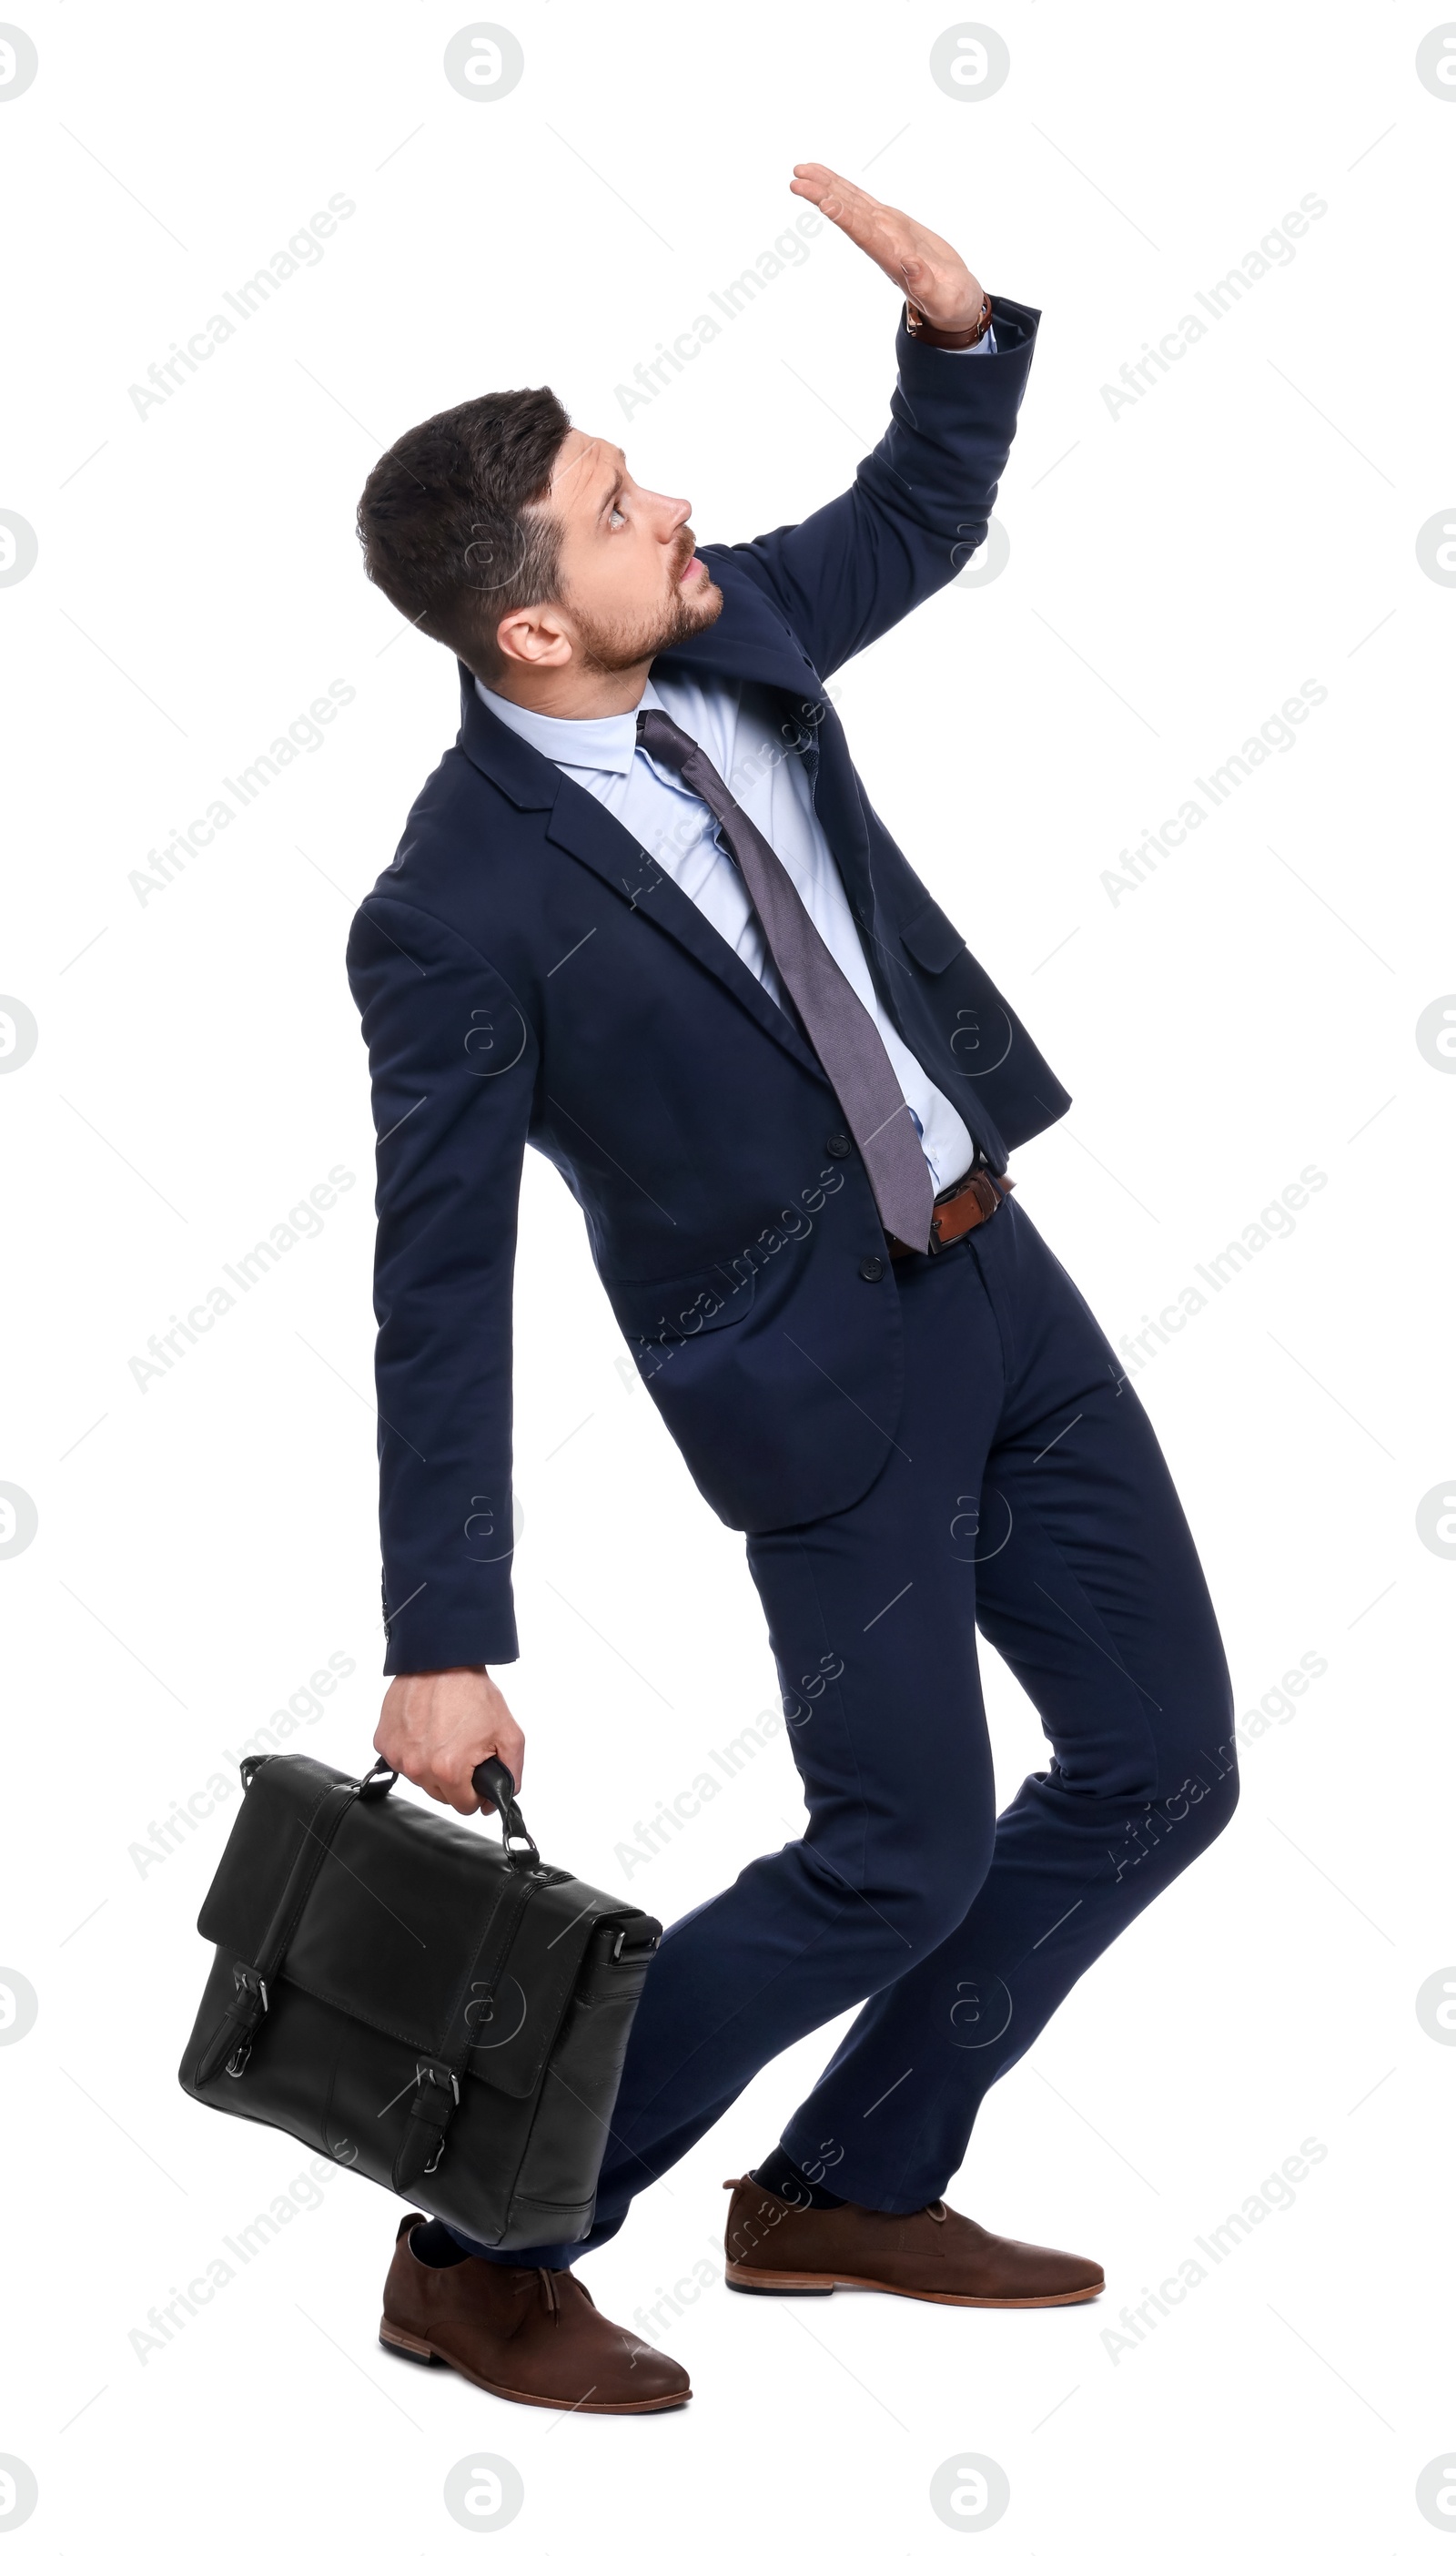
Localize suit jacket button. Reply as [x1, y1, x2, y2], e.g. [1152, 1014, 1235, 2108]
[858, 1254, 885, 1283]
[826, 1132, 851, 1158]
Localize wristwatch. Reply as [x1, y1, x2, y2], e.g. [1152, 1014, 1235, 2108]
[904, 292, 993, 350]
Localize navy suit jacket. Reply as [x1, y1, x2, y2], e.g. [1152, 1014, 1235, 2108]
[348, 301, 1070, 1671]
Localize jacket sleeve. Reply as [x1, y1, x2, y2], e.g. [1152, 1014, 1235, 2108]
[346, 891, 539, 1674]
[715, 298, 1040, 681]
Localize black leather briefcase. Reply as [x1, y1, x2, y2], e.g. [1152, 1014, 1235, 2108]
[178, 1751, 661, 2251]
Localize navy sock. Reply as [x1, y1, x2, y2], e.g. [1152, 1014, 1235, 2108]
[753, 2145, 848, 2209]
[409, 2217, 470, 2267]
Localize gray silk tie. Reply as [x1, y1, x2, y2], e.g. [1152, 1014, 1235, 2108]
[637, 705, 935, 1253]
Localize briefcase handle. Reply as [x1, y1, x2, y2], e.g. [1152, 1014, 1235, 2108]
[364, 1752, 540, 1863]
[470, 1755, 541, 1865]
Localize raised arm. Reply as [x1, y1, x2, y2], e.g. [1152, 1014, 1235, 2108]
[718, 164, 1039, 678]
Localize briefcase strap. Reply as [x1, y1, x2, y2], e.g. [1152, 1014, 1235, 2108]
[392, 1861, 553, 2189]
[394, 1896, 662, 2182]
[194, 1767, 371, 2085]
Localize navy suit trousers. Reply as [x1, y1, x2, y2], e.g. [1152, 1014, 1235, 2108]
[450, 1196, 1238, 2265]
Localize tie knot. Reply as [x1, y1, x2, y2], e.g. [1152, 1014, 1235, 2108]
[636, 705, 698, 781]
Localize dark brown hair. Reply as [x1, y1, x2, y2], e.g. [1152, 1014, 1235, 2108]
[356, 387, 572, 675]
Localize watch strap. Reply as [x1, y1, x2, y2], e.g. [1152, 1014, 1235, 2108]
[904, 293, 993, 350]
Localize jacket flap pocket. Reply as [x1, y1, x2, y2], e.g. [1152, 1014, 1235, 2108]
[900, 898, 966, 975]
[606, 1256, 754, 1344]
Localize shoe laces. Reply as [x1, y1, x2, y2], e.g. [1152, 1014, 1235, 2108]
[511, 2266, 561, 2320]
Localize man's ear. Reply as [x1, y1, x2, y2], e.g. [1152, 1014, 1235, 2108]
[494, 601, 573, 671]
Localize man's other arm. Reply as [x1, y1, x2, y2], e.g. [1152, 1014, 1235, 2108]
[347, 894, 537, 1805]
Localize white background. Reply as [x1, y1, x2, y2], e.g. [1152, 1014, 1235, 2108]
[3, 2, 1453, 2547]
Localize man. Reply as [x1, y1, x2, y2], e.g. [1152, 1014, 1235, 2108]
[349, 163, 1238, 2414]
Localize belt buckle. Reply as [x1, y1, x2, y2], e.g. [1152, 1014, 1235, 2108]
[929, 1164, 1006, 1253]
[926, 1165, 977, 1253]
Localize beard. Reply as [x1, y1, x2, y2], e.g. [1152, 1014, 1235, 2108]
[572, 534, 723, 674]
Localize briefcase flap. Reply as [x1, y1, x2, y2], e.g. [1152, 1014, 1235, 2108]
[197, 1755, 652, 2101]
[196, 1753, 354, 1951]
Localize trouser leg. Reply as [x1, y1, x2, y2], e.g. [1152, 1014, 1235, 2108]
[777, 1195, 1238, 2209]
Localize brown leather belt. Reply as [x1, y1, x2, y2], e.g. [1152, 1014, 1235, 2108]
[887, 1164, 1015, 1261]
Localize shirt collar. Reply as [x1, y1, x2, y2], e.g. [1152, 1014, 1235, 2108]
[474, 674, 665, 777]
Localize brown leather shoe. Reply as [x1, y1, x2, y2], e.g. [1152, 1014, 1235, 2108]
[723, 2175, 1104, 2308]
[379, 2215, 691, 2412]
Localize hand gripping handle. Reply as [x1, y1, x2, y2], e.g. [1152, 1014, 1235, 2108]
[363, 1752, 540, 1864]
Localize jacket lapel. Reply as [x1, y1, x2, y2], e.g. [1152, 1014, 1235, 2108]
[541, 777, 822, 1077]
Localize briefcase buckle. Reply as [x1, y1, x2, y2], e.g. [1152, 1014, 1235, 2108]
[414, 2061, 460, 2103]
[413, 2060, 461, 2172]
[223, 1963, 269, 2074]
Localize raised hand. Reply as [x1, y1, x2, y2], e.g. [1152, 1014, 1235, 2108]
[789, 161, 985, 333]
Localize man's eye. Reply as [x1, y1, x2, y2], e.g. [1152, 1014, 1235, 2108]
[608, 504, 626, 528]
